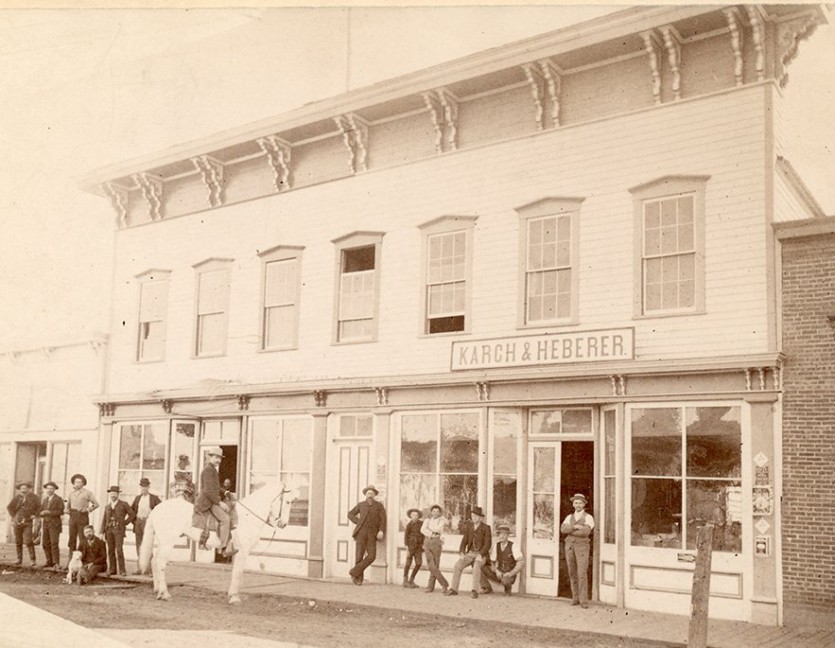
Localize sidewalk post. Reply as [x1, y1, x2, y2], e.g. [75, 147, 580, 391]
[688, 523, 714, 648]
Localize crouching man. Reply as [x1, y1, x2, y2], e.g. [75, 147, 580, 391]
[480, 525, 524, 595]
[78, 525, 107, 585]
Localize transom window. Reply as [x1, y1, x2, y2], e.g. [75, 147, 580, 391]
[630, 405, 742, 553]
[529, 408, 593, 436]
[338, 414, 373, 438]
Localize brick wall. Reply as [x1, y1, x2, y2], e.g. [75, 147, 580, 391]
[780, 233, 835, 608]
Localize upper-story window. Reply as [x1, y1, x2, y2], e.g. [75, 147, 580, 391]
[515, 198, 583, 326]
[419, 216, 477, 335]
[193, 258, 232, 357]
[259, 245, 303, 351]
[630, 176, 708, 317]
[332, 232, 384, 343]
[136, 269, 170, 362]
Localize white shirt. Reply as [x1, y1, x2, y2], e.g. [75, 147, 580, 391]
[421, 516, 447, 539]
[562, 510, 595, 530]
[137, 494, 151, 518]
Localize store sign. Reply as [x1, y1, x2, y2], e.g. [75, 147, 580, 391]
[450, 328, 634, 371]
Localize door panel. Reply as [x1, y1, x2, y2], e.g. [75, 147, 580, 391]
[527, 443, 559, 596]
[328, 442, 371, 577]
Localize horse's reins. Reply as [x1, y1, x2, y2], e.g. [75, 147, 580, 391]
[235, 488, 292, 528]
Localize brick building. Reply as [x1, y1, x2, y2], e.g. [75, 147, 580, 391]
[79, 5, 828, 625]
[775, 215, 835, 615]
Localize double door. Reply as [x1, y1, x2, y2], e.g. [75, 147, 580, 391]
[526, 440, 594, 597]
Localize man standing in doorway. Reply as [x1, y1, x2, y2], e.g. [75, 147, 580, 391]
[131, 477, 161, 573]
[194, 446, 235, 557]
[347, 485, 386, 585]
[65, 473, 99, 562]
[6, 482, 40, 566]
[560, 493, 594, 608]
[39, 481, 64, 570]
[101, 485, 135, 576]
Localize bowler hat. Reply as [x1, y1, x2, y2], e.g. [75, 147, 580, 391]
[139, 477, 151, 487]
[406, 508, 422, 518]
[471, 506, 485, 517]
[42, 481, 59, 490]
[205, 446, 224, 458]
[571, 493, 587, 504]
[107, 485, 121, 493]
[70, 473, 87, 486]
[16, 482, 32, 489]
[362, 484, 379, 496]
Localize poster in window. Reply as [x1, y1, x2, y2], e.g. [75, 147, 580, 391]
[752, 486, 773, 516]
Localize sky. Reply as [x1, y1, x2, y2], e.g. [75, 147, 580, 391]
[0, 5, 833, 350]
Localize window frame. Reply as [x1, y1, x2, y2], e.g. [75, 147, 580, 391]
[258, 245, 304, 352]
[417, 215, 478, 336]
[192, 258, 233, 358]
[135, 269, 171, 363]
[629, 176, 709, 318]
[113, 421, 169, 504]
[515, 197, 583, 328]
[331, 231, 384, 345]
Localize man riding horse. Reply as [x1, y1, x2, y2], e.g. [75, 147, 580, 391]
[194, 446, 236, 557]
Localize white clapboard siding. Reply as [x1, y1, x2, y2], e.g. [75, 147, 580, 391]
[106, 85, 775, 394]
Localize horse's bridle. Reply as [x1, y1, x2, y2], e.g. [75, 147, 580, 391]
[237, 487, 293, 528]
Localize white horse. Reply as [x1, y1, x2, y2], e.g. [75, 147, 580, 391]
[138, 482, 297, 604]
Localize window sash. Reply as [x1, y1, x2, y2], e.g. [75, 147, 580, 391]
[264, 259, 297, 308]
[197, 269, 229, 314]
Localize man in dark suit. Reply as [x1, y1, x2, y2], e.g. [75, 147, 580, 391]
[194, 446, 235, 557]
[347, 484, 386, 585]
[131, 477, 161, 570]
[6, 482, 40, 566]
[100, 485, 136, 576]
[39, 481, 64, 570]
[445, 505, 492, 598]
[78, 524, 107, 584]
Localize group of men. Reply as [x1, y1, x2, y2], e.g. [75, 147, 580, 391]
[5, 474, 162, 583]
[347, 486, 594, 607]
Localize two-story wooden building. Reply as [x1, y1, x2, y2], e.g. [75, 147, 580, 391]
[80, 5, 827, 625]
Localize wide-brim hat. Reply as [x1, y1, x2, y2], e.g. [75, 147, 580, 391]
[16, 482, 32, 489]
[570, 493, 588, 504]
[362, 484, 379, 496]
[70, 473, 87, 486]
[471, 506, 485, 517]
[138, 478, 151, 487]
[205, 446, 224, 458]
[42, 481, 59, 490]
[406, 508, 422, 518]
[107, 485, 121, 493]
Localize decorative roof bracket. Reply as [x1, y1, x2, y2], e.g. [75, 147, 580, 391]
[659, 25, 682, 101]
[132, 172, 164, 221]
[745, 6, 766, 82]
[256, 135, 292, 192]
[640, 30, 663, 105]
[103, 181, 130, 228]
[333, 113, 369, 174]
[191, 155, 225, 208]
[422, 88, 458, 153]
[522, 62, 546, 130]
[775, 11, 823, 89]
[539, 59, 561, 128]
[522, 59, 561, 130]
[723, 8, 745, 87]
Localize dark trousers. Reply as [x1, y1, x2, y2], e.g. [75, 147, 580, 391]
[42, 522, 61, 566]
[349, 529, 378, 580]
[105, 529, 126, 575]
[13, 523, 35, 562]
[79, 563, 104, 584]
[68, 511, 88, 553]
[134, 517, 147, 556]
[403, 546, 423, 582]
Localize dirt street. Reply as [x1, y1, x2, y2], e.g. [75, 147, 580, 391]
[0, 568, 670, 648]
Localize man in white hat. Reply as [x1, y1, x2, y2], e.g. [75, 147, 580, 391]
[560, 493, 594, 608]
[194, 446, 235, 557]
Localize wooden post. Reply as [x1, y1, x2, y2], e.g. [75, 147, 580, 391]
[688, 523, 715, 648]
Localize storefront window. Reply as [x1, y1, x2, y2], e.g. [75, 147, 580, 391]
[630, 406, 741, 552]
[117, 423, 167, 501]
[170, 422, 196, 498]
[248, 417, 311, 527]
[399, 411, 480, 533]
[491, 410, 519, 534]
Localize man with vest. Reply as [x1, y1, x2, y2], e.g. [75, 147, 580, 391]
[480, 524, 525, 595]
[560, 492, 595, 608]
[39, 481, 65, 570]
[194, 446, 235, 557]
[131, 477, 161, 571]
[6, 482, 40, 565]
[101, 485, 136, 576]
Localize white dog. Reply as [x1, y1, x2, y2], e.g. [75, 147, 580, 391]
[65, 550, 83, 585]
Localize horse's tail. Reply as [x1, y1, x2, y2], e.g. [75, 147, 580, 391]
[138, 511, 155, 574]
